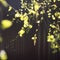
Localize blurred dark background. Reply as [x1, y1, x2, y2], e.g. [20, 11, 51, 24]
[0, 0, 60, 60]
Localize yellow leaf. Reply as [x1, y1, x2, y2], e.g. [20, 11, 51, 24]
[1, 20, 12, 29]
[15, 12, 20, 18]
[29, 25, 33, 28]
[18, 29, 25, 37]
[8, 6, 12, 11]
[0, 0, 8, 7]
[0, 50, 8, 60]
[50, 24, 56, 28]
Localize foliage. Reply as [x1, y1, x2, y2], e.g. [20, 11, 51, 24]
[0, 0, 60, 54]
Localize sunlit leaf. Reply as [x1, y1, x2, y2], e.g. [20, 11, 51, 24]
[1, 20, 13, 29]
[0, 50, 8, 60]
